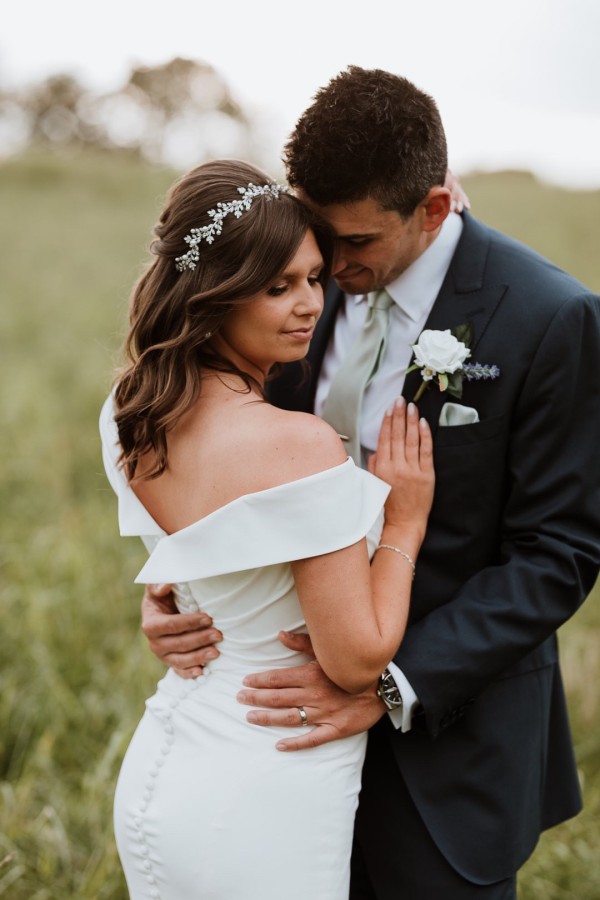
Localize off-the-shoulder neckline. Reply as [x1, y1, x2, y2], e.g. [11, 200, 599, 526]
[127, 457, 355, 539]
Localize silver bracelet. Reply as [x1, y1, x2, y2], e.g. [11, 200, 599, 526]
[375, 544, 416, 578]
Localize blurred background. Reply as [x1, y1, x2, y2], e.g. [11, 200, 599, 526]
[1, 1, 599, 897]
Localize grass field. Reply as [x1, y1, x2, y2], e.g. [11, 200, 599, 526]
[0, 151, 599, 898]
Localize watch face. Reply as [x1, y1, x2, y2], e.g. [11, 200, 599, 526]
[378, 672, 402, 708]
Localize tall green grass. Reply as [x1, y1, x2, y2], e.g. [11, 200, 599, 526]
[0, 152, 598, 898]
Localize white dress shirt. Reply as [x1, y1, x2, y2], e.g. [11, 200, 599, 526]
[315, 212, 463, 730]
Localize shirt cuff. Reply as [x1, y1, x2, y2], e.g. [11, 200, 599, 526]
[387, 661, 420, 732]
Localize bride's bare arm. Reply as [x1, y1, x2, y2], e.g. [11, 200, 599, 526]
[291, 400, 434, 694]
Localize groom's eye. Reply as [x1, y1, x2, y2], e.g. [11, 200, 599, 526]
[342, 237, 372, 247]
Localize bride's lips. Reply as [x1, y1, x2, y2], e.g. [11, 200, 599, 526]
[282, 327, 315, 342]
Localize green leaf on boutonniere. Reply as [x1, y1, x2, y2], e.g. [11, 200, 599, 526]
[451, 322, 473, 347]
[438, 373, 449, 392]
[446, 370, 464, 399]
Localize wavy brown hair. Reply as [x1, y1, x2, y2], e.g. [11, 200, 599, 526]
[114, 159, 333, 481]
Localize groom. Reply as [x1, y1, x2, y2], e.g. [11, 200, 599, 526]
[142, 68, 600, 897]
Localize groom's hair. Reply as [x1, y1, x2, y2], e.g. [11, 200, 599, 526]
[284, 66, 448, 218]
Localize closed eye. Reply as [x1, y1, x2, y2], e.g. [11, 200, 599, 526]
[266, 284, 288, 297]
[267, 269, 323, 296]
[340, 236, 372, 247]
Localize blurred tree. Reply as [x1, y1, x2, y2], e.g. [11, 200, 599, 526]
[10, 73, 104, 149]
[0, 58, 267, 170]
[95, 56, 259, 167]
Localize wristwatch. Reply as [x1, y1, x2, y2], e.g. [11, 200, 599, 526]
[376, 668, 403, 711]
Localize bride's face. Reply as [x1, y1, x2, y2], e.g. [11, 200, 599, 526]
[216, 230, 325, 375]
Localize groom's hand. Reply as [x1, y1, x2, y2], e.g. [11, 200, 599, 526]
[237, 632, 385, 751]
[141, 583, 223, 679]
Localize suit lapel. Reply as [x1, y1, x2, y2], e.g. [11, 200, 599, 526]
[305, 281, 345, 409]
[402, 213, 507, 434]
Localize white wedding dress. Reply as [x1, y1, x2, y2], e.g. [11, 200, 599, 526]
[100, 396, 388, 900]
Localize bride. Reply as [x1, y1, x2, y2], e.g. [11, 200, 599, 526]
[100, 158, 434, 899]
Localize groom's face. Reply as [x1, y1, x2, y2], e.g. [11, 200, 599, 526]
[297, 195, 429, 295]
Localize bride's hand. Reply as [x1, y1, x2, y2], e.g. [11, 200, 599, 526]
[368, 398, 434, 536]
[445, 168, 471, 213]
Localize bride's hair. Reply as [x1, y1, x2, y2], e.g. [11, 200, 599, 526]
[114, 159, 333, 482]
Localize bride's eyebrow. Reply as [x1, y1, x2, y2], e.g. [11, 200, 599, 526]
[282, 257, 325, 278]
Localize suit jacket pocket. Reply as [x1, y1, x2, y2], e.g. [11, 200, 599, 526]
[427, 412, 509, 559]
[434, 413, 507, 447]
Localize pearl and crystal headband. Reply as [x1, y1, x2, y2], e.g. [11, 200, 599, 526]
[175, 181, 289, 272]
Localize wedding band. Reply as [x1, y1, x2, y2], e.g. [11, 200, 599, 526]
[298, 706, 308, 726]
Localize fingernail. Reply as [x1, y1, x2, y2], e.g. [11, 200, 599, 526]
[395, 396, 405, 408]
[205, 649, 218, 660]
[407, 402, 416, 415]
[237, 691, 248, 702]
[276, 743, 288, 751]
[420, 417, 428, 428]
[385, 405, 394, 416]
[247, 712, 258, 723]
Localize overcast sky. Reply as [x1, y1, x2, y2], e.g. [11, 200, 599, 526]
[2, 0, 599, 188]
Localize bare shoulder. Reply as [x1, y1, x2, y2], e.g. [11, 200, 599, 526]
[135, 399, 349, 533]
[251, 405, 348, 483]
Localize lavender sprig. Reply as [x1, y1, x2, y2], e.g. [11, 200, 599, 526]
[462, 363, 500, 381]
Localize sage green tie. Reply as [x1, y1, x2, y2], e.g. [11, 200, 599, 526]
[321, 289, 394, 465]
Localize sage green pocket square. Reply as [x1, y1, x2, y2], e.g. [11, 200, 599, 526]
[438, 402, 480, 427]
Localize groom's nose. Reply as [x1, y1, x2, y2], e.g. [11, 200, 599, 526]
[331, 245, 351, 276]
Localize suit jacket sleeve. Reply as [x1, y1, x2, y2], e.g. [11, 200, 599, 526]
[393, 290, 600, 737]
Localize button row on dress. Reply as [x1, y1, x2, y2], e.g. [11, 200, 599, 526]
[134, 676, 201, 898]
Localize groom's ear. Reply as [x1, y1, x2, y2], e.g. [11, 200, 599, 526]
[420, 186, 452, 232]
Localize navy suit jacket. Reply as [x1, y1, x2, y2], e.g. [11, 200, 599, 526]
[268, 212, 600, 882]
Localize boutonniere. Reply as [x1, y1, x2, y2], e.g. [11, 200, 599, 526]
[407, 324, 500, 403]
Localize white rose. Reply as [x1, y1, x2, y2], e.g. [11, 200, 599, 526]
[412, 329, 471, 375]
